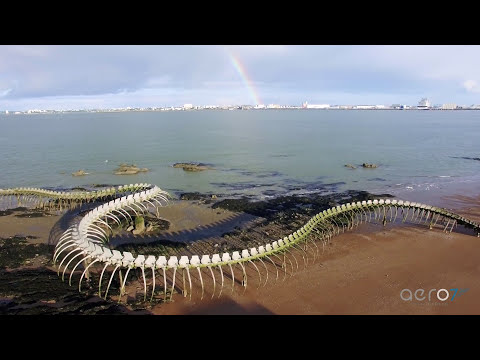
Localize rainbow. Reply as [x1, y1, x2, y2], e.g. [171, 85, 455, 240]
[225, 47, 262, 105]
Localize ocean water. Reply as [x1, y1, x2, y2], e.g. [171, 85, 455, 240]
[1, 110, 479, 201]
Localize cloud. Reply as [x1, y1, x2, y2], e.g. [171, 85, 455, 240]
[7, 45, 51, 58]
[0, 88, 12, 97]
[462, 79, 479, 92]
[144, 75, 172, 88]
[225, 45, 289, 58]
[0, 45, 222, 99]
[1, 45, 480, 109]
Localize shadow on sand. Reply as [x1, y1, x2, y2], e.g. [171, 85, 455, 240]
[183, 297, 274, 315]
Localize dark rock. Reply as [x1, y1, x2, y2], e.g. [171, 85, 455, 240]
[72, 170, 88, 176]
[212, 197, 253, 213]
[91, 184, 115, 188]
[270, 154, 292, 158]
[173, 162, 212, 172]
[210, 182, 274, 191]
[212, 190, 393, 225]
[0, 236, 52, 270]
[0, 268, 137, 315]
[256, 171, 282, 178]
[180, 192, 210, 201]
[146, 217, 170, 232]
[0, 210, 14, 217]
[453, 156, 480, 162]
[114, 163, 149, 175]
[179, 192, 216, 204]
[14, 208, 53, 218]
[10, 207, 29, 212]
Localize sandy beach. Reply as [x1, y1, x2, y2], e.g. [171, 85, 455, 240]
[1, 191, 480, 315]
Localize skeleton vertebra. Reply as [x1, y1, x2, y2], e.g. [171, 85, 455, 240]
[1, 185, 479, 304]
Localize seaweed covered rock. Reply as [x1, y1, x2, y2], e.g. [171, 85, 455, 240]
[212, 190, 393, 223]
[114, 163, 149, 175]
[130, 215, 170, 235]
[179, 192, 217, 202]
[132, 216, 145, 235]
[173, 162, 212, 172]
[72, 169, 88, 176]
[180, 192, 210, 200]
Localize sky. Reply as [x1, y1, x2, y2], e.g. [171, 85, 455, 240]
[1, 45, 480, 111]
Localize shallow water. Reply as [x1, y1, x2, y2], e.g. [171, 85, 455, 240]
[0, 110, 479, 200]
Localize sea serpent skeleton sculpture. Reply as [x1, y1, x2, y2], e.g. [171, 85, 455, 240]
[1, 184, 479, 303]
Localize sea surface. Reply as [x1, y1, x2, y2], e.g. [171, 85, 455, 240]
[1, 110, 479, 202]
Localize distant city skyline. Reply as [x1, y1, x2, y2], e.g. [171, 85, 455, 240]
[6, 101, 479, 115]
[1, 45, 480, 111]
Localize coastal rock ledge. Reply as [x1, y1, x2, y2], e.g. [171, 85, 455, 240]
[72, 170, 89, 176]
[173, 162, 213, 172]
[114, 163, 149, 175]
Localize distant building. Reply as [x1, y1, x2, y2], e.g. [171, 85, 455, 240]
[5, 110, 8, 114]
[355, 105, 376, 109]
[417, 98, 431, 109]
[442, 103, 457, 110]
[183, 104, 193, 110]
[267, 104, 281, 109]
[306, 104, 330, 109]
[302, 101, 330, 109]
[254, 104, 265, 109]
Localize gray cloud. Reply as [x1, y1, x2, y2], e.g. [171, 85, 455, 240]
[0, 45, 228, 98]
[0, 45, 479, 110]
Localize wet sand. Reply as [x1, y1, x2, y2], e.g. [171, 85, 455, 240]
[1, 193, 480, 315]
[153, 221, 480, 315]
[0, 210, 59, 244]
